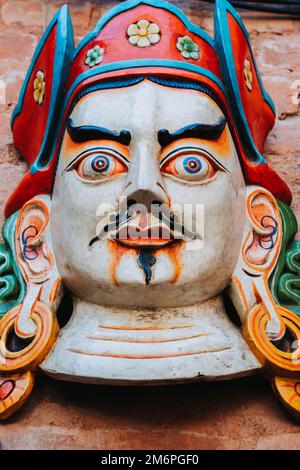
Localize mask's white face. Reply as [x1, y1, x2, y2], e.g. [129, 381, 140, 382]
[51, 79, 246, 308]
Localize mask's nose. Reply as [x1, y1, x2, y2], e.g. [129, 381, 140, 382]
[120, 140, 169, 211]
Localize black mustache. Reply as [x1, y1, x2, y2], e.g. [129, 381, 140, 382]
[89, 210, 131, 247]
[89, 209, 202, 247]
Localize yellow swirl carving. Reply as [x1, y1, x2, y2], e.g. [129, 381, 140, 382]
[245, 304, 300, 376]
[0, 301, 59, 373]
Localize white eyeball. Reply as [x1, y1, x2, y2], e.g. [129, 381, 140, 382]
[80, 154, 116, 179]
[174, 155, 210, 181]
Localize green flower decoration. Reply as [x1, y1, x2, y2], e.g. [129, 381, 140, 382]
[176, 36, 200, 60]
[85, 45, 104, 68]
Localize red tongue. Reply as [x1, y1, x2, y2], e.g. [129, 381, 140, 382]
[0, 380, 15, 401]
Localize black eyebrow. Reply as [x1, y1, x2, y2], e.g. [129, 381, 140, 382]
[157, 117, 227, 148]
[67, 118, 131, 146]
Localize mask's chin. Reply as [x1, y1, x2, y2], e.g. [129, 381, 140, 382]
[112, 242, 181, 287]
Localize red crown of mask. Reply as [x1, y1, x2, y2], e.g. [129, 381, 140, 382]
[6, 0, 291, 217]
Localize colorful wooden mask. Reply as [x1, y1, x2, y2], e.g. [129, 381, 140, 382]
[1, 0, 299, 420]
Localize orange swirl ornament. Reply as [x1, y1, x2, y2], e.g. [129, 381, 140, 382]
[245, 304, 300, 377]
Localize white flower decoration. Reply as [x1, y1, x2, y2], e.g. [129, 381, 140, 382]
[127, 19, 160, 48]
[33, 70, 45, 105]
[85, 45, 104, 67]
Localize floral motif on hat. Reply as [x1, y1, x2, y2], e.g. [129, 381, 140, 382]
[127, 19, 161, 48]
[85, 45, 104, 68]
[176, 36, 200, 60]
[33, 70, 45, 105]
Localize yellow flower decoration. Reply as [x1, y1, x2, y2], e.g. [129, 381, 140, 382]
[127, 19, 160, 48]
[244, 58, 253, 91]
[33, 70, 45, 105]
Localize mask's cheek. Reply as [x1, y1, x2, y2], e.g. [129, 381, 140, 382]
[50, 168, 126, 293]
[162, 171, 246, 298]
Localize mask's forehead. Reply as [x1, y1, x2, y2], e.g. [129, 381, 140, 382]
[70, 80, 223, 130]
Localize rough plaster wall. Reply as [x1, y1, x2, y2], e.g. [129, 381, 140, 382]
[0, 0, 299, 450]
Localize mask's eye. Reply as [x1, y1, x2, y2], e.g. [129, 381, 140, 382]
[76, 151, 127, 180]
[162, 153, 215, 182]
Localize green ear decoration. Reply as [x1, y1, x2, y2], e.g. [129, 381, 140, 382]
[269, 200, 300, 316]
[0, 212, 26, 318]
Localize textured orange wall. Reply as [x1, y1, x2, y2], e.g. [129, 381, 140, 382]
[0, 0, 299, 450]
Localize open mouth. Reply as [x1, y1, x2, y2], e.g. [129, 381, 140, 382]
[116, 238, 177, 249]
[113, 225, 180, 249]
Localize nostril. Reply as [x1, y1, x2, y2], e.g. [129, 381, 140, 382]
[152, 200, 162, 207]
[127, 199, 137, 209]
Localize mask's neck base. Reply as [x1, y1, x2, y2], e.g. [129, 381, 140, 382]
[40, 295, 261, 384]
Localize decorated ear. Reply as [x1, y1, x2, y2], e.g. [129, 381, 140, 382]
[214, 0, 275, 162]
[243, 189, 281, 272]
[228, 187, 282, 323]
[16, 198, 51, 283]
[11, 5, 74, 170]
[14, 196, 63, 338]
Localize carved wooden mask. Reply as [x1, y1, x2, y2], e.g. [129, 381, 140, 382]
[0, 0, 299, 420]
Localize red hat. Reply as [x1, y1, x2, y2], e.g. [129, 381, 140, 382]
[6, 0, 292, 217]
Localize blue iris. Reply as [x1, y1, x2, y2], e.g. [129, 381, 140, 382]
[183, 156, 202, 174]
[91, 155, 110, 173]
